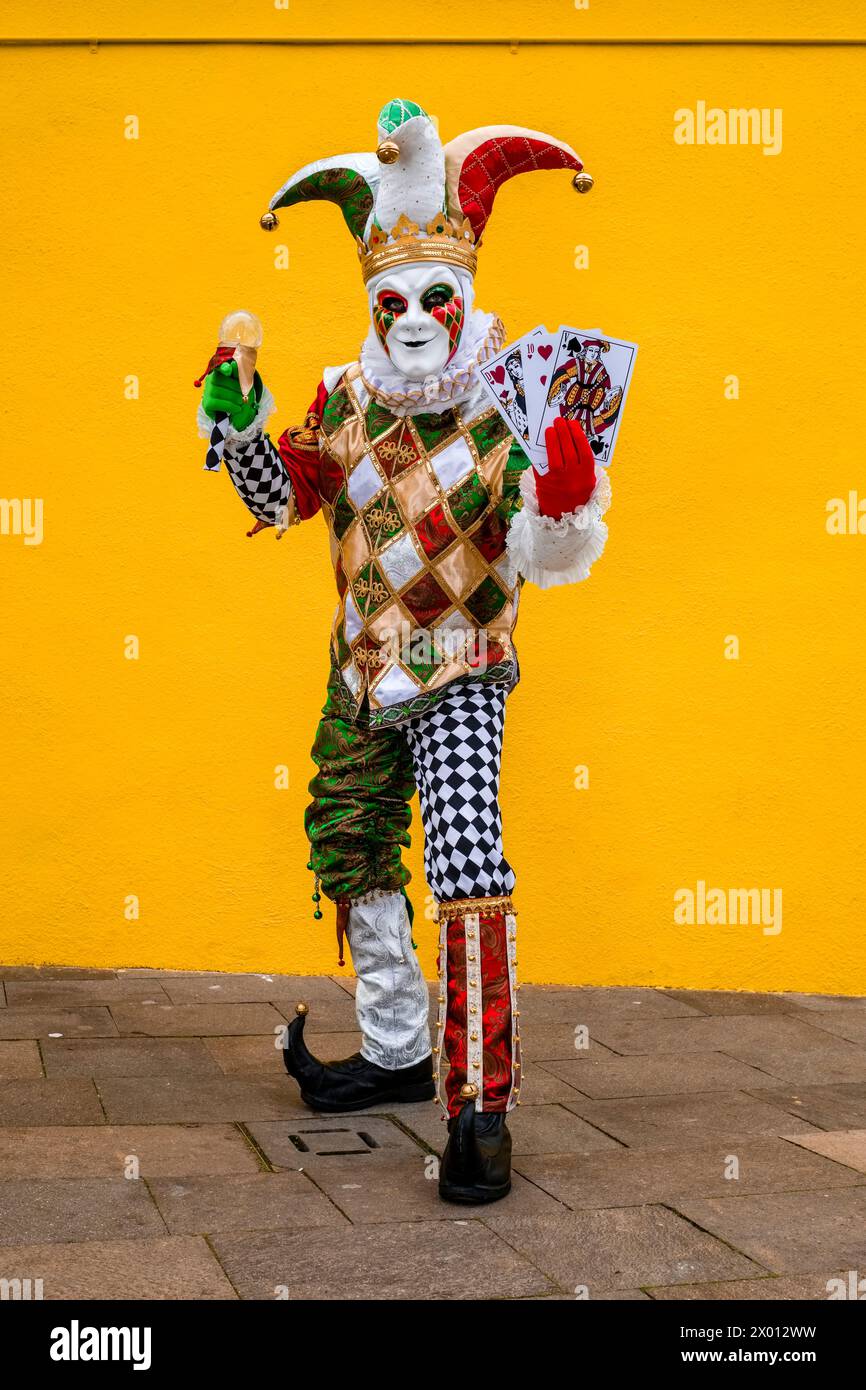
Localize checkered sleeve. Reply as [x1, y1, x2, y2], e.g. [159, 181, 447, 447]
[197, 382, 289, 527]
[223, 431, 291, 529]
[198, 380, 327, 535]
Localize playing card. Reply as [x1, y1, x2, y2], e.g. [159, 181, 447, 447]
[529, 327, 638, 468]
[478, 335, 539, 459]
[520, 324, 556, 448]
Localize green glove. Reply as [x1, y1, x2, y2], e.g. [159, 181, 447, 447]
[202, 359, 263, 433]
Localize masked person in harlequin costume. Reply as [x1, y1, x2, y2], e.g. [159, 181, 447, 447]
[197, 100, 609, 1204]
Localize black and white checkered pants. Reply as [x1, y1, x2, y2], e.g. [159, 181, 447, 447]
[307, 676, 516, 905]
[406, 681, 515, 901]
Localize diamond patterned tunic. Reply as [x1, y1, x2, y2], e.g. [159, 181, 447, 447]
[318, 365, 531, 726]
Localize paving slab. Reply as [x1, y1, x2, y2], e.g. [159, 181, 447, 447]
[42, 1037, 221, 1079]
[109, 1001, 286, 1037]
[0, 1007, 118, 1040]
[515, 985, 703, 1026]
[510, 1065, 590, 1105]
[376, 1100, 451, 1153]
[723, 1040, 866, 1087]
[587, 1014, 845, 1057]
[203, 1035, 286, 1075]
[747, 1082, 866, 1131]
[160, 974, 353, 1006]
[563, 1091, 818, 1149]
[525, 1288, 651, 1300]
[304, 1151, 563, 1223]
[540, 1052, 778, 1099]
[509, 1103, 623, 1156]
[204, 1032, 362, 1075]
[211, 1219, 554, 1300]
[658, 990, 804, 1016]
[118, 969, 216, 978]
[149, 1171, 348, 1235]
[0, 1125, 261, 1178]
[0, 968, 119, 981]
[0, 1041, 43, 1079]
[648, 1271, 851, 1300]
[273, 1000, 365, 1033]
[519, 1029, 621, 1062]
[671, 1187, 866, 1275]
[391, 1098, 622, 1159]
[783, 993, 866, 1014]
[96, 1074, 305, 1124]
[0, 1080, 104, 1127]
[784, 1128, 866, 1175]
[514, 1137, 863, 1209]
[0, 1178, 165, 1245]
[0, 1235, 237, 1299]
[480, 1204, 762, 1291]
[785, 1010, 866, 1047]
[5, 979, 171, 1008]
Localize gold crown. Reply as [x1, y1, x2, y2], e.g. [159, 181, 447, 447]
[357, 211, 478, 284]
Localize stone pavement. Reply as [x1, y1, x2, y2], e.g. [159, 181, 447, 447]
[2, 967, 866, 1300]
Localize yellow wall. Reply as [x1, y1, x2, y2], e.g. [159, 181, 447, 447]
[2, 2, 866, 992]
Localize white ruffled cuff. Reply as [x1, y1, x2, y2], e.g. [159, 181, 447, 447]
[506, 465, 611, 589]
[196, 384, 277, 448]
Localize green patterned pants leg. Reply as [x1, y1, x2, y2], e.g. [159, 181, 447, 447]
[305, 669, 417, 902]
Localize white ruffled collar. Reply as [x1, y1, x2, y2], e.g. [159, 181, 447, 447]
[358, 310, 505, 415]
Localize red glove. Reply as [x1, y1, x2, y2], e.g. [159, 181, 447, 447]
[534, 417, 597, 519]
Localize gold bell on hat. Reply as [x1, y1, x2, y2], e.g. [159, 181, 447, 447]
[572, 170, 594, 194]
[259, 210, 280, 231]
[376, 139, 400, 165]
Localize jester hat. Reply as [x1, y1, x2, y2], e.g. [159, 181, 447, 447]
[260, 98, 593, 283]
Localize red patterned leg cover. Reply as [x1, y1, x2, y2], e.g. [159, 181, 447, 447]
[433, 896, 520, 1116]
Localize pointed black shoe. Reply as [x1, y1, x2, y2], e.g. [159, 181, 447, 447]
[439, 1091, 512, 1204]
[282, 1003, 435, 1113]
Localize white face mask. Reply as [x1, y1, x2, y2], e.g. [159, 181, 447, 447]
[368, 263, 466, 380]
